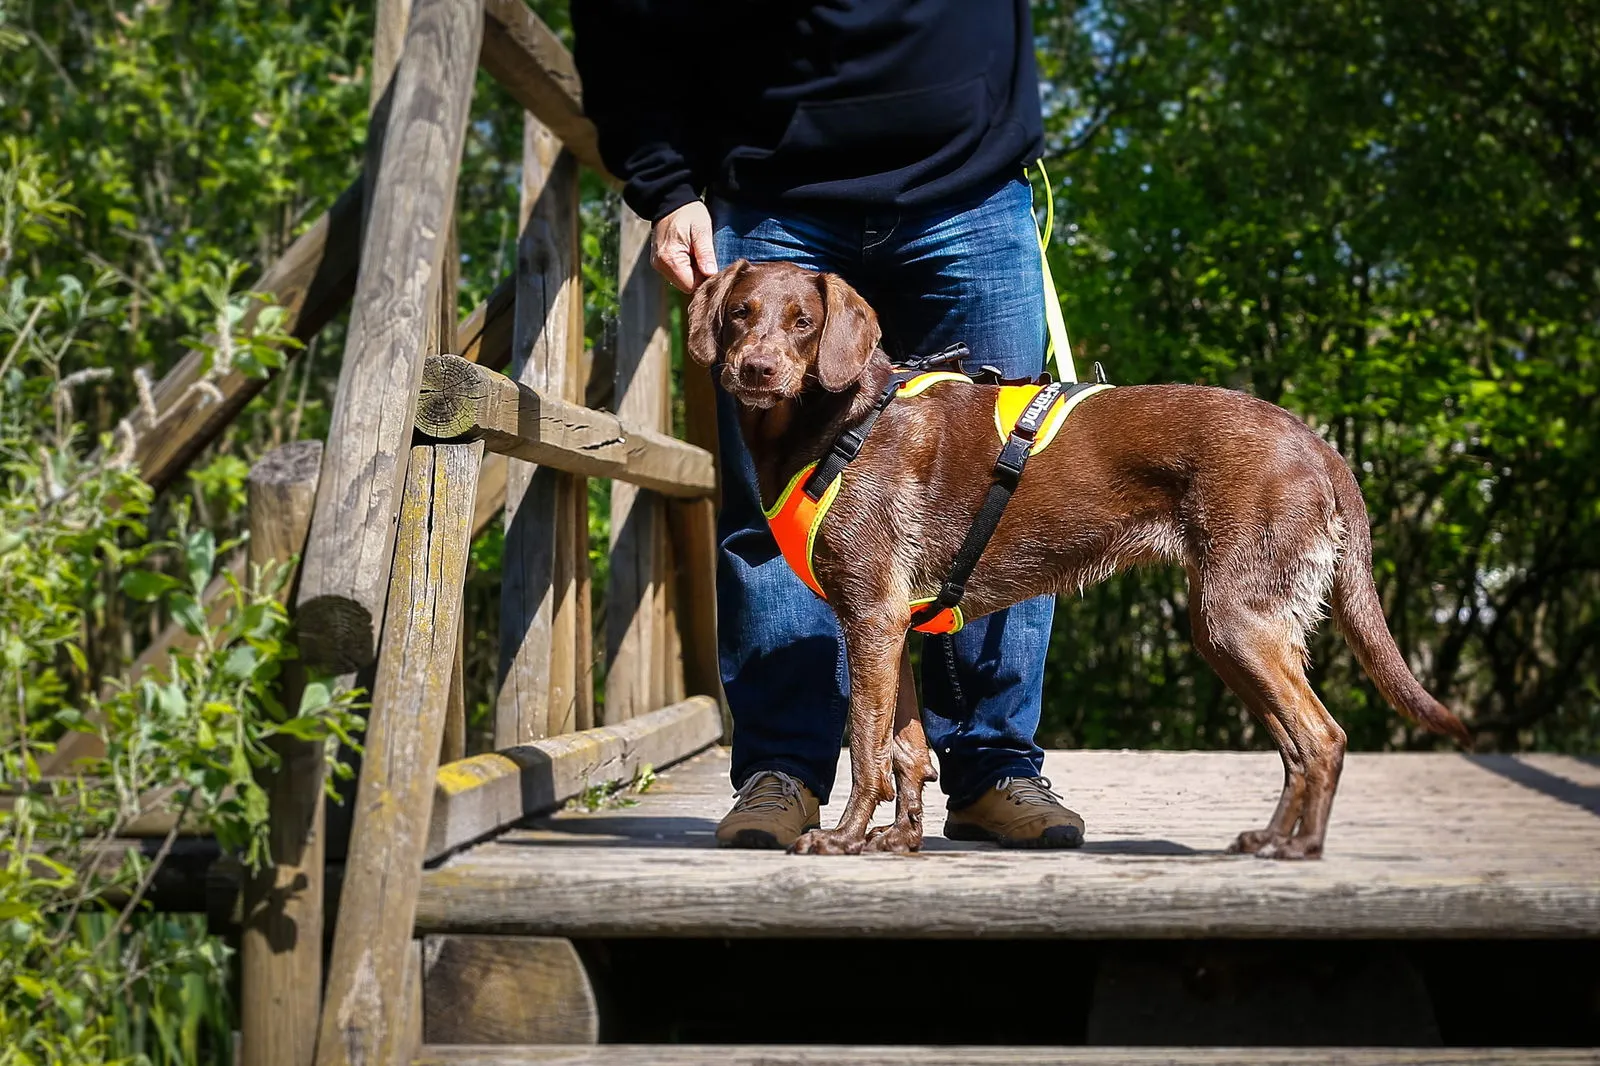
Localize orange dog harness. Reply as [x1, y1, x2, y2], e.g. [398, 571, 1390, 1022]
[765, 366, 1111, 634]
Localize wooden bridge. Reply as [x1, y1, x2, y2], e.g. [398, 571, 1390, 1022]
[63, 0, 1600, 1062]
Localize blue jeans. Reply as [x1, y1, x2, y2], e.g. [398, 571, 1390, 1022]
[711, 177, 1053, 810]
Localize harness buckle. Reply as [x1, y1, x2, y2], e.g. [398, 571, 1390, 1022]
[992, 434, 1030, 489]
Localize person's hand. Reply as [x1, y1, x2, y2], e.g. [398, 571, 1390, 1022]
[651, 200, 719, 293]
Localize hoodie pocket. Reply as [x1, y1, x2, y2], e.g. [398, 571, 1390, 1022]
[729, 75, 991, 191]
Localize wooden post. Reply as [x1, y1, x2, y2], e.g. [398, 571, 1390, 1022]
[429, 117, 465, 765]
[240, 441, 325, 1066]
[496, 116, 583, 746]
[314, 442, 482, 1066]
[671, 337, 727, 726]
[605, 210, 672, 723]
[294, 0, 481, 675]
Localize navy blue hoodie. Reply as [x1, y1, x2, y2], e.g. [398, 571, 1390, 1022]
[571, 1, 1044, 221]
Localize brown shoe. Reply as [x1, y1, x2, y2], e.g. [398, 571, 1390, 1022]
[715, 771, 821, 849]
[944, 776, 1085, 849]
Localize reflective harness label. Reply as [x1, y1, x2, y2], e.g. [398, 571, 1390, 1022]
[764, 373, 1111, 634]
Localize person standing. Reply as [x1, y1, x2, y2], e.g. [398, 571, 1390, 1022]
[572, 0, 1085, 849]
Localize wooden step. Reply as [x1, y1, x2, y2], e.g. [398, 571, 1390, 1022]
[415, 1046, 1600, 1066]
[417, 749, 1600, 939]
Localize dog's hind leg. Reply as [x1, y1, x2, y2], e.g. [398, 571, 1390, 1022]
[865, 647, 937, 853]
[1188, 566, 1347, 860]
[792, 613, 906, 856]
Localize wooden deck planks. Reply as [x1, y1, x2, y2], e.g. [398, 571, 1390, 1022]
[416, 750, 1600, 939]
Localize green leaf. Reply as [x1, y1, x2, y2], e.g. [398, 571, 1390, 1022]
[185, 527, 217, 597]
[298, 680, 332, 715]
[121, 569, 181, 602]
[64, 641, 89, 674]
[222, 644, 259, 681]
[170, 592, 207, 636]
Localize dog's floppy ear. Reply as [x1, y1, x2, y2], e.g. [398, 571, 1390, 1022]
[816, 273, 881, 391]
[686, 259, 748, 367]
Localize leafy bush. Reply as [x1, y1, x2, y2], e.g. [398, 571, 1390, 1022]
[0, 138, 360, 1066]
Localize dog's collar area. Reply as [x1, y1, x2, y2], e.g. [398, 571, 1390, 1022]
[764, 353, 1112, 636]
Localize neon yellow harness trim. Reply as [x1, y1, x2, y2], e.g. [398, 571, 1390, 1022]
[765, 372, 1112, 633]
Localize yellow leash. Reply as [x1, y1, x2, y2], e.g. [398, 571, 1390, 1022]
[1029, 158, 1077, 383]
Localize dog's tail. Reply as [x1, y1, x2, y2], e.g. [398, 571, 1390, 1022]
[1327, 456, 1471, 745]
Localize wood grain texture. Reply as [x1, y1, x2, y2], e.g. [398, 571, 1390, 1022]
[431, 194, 463, 767]
[421, 936, 597, 1045]
[605, 210, 672, 724]
[566, 470, 594, 734]
[415, 355, 714, 495]
[417, 355, 624, 476]
[477, 0, 611, 183]
[369, 0, 411, 112]
[423, 697, 721, 862]
[400, 940, 423, 1066]
[472, 453, 509, 538]
[414, 1048, 1600, 1066]
[441, 627, 467, 766]
[417, 749, 1600, 939]
[496, 116, 581, 748]
[241, 441, 324, 1066]
[294, 0, 481, 675]
[458, 276, 515, 370]
[666, 497, 723, 730]
[672, 347, 725, 728]
[131, 178, 362, 493]
[316, 442, 483, 1066]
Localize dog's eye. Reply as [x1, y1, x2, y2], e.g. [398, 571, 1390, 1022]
[794, 316, 813, 330]
[729, 305, 749, 321]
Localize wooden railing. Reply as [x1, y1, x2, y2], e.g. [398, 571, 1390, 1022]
[47, 2, 728, 1064]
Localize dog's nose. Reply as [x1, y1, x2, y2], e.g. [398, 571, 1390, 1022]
[739, 359, 778, 388]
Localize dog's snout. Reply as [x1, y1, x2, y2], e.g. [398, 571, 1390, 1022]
[739, 357, 779, 388]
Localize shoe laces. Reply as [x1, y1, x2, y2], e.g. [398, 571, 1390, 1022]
[995, 776, 1064, 808]
[732, 770, 803, 813]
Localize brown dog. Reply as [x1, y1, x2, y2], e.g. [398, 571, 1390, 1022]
[688, 259, 1469, 860]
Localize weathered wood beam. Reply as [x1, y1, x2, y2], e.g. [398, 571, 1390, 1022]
[417, 355, 715, 498]
[478, 0, 614, 184]
[315, 441, 482, 1066]
[458, 275, 515, 370]
[667, 497, 725, 728]
[131, 178, 362, 493]
[295, 0, 482, 675]
[421, 936, 597, 1045]
[424, 696, 720, 861]
[240, 441, 324, 1066]
[496, 116, 583, 748]
[672, 347, 727, 729]
[604, 210, 673, 724]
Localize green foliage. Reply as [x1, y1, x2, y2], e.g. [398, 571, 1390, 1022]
[1033, 0, 1599, 751]
[0, 138, 361, 1065]
[564, 762, 656, 813]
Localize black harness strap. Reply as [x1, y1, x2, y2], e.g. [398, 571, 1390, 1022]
[908, 380, 1104, 630]
[802, 370, 919, 501]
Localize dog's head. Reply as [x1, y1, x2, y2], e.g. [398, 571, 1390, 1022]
[686, 260, 881, 409]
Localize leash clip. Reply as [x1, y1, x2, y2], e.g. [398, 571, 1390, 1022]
[902, 342, 970, 371]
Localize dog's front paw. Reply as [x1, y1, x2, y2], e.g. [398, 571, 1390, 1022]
[1227, 829, 1286, 855]
[1254, 836, 1322, 861]
[864, 822, 923, 854]
[790, 828, 867, 855]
